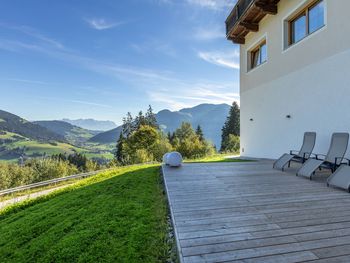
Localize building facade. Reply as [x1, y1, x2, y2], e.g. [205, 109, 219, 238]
[226, 0, 350, 159]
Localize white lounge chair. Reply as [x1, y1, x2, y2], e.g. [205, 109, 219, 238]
[273, 132, 316, 171]
[297, 133, 349, 180]
[327, 164, 350, 192]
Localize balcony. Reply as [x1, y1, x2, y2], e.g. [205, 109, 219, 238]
[226, 0, 280, 44]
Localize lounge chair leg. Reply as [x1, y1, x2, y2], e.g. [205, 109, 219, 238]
[288, 161, 291, 168]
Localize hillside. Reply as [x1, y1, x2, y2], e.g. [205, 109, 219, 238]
[89, 103, 230, 147]
[0, 165, 171, 262]
[0, 110, 65, 142]
[62, 118, 117, 131]
[88, 126, 122, 144]
[0, 111, 114, 162]
[34, 120, 100, 145]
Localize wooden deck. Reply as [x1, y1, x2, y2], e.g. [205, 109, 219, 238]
[162, 161, 350, 263]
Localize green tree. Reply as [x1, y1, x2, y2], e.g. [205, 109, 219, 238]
[67, 153, 88, 171]
[122, 112, 135, 138]
[134, 111, 146, 129]
[127, 125, 159, 153]
[221, 101, 240, 152]
[124, 125, 171, 164]
[196, 125, 204, 142]
[115, 132, 127, 165]
[222, 134, 240, 153]
[173, 122, 214, 159]
[145, 105, 158, 129]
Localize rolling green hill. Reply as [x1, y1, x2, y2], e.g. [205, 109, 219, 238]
[0, 111, 114, 163]
[0, 110, 65, 142]
[34, 120, 100, 145]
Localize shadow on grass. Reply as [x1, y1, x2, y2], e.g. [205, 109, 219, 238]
[0, 165, 172, 263]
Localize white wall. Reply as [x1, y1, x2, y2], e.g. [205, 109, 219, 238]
[239, 0, 350, 159]
[241, 48, 350, 158]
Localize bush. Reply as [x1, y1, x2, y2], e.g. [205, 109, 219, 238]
[221, 134, 240, 153]
[0, 163, 33, 189]
[0, 159, 79, 190]
[116, 125, 172, 165]
[172, 122, 215, 159]
[132, 149, 154, 164]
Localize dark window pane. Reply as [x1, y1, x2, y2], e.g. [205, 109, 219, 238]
[309, 1, 324, 33]
[252, 50, 260, 68]
[292, 15, 306, 43]
[260, 43, 267, 63]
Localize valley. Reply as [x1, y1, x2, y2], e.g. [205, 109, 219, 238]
[0, 103, 230, 163]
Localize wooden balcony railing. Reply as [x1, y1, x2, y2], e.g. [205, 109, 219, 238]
[225, 0, 280, 44]
[226, 0, 255, 37]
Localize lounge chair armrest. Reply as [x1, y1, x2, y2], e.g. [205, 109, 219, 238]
[336, 157, 350, 165]
[303, 152, 313, 159]
[290, 150, 299, 155]
[342, 158, 350, 166]
[314, 154, 326, 160]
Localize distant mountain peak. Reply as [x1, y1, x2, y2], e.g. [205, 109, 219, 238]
[62, 118, 117, 131]
[89, 103, 231, 147]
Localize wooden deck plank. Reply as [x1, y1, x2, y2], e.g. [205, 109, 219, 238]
[162, 161, 350, 263]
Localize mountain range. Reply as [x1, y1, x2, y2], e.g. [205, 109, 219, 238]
[62, 119, 117, 131]
[33, 120, 99, 145]
[0, 103, 230, 161]
[89, 103, 230, 147]
[0, 110, 65, 142]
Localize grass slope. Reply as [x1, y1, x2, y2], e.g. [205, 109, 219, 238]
[185, 154, 251, 163]
[0, 135, 115, 162]
[0, 110, 65, 142]
[0, 165, 171, 263]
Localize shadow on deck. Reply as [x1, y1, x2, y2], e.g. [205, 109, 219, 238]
[162, 160, 350, 263]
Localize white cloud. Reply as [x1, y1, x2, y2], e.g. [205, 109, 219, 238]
[149, 84, 239, 110]
[85, 18, 123, 30]
[5, 78, 55, 85]
[198, 49, 240, 69]
[131, 39, 177, 57]
[0, 24, 65, 49]
[193, 26, 225, 40]
[35, 96, 113, 109]
[186, 0, 236, 10]
[0, 25, 240, 111]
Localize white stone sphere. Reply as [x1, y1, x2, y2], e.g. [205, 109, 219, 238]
[167, 152, 183, 167]
[162, 153, 170, 165]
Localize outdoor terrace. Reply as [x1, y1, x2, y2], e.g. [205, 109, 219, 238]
[163, 160, 350, 262]
[226, 0, 280, 44]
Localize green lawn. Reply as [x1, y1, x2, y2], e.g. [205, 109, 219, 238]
[0, 131, 25, 140]
[1, 139, 115, 162]
[0, 165, 172, 263]
[185, 154, 251, 163]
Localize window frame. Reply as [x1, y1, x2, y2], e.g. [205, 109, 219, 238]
[248, 40, 267, 71]
[288, 0, 325, 46]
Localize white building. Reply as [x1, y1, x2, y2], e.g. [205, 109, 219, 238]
[226, 0, 350, 159]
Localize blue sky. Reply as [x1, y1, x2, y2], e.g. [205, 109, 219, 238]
[0, 0, 239, 124]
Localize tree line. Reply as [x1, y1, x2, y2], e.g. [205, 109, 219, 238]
[115, 102, 240, 166]
[0, 102, 240, 190]
[114, 106, 215, 165]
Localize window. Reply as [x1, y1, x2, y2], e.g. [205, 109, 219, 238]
[289, 0, 324, 46]
[250, 41, 267, 70]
